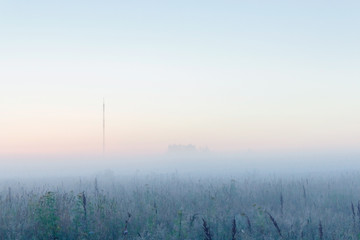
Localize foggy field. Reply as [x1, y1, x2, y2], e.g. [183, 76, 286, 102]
[2, 0, 360, 239]
[1, 171, 360, 240]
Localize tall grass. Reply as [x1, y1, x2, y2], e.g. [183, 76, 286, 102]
[0, 172, 360, 239]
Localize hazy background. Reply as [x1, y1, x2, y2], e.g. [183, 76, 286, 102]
[1, 1, 359, 176]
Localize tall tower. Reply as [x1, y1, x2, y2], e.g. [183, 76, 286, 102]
[103, 98, 105, 155]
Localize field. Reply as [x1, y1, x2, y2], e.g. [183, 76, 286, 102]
[1, 171, 360, 240]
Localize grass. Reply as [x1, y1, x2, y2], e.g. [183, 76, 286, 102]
[0, 172, 360, 239]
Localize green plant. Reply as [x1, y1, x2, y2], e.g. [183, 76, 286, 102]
[35, 191, 60, 240]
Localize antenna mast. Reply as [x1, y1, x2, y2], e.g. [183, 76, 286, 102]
[103, 98, 105, 155]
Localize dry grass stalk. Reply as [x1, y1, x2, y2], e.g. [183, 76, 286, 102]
[319, 221, 323, 240]
[266, 211, 282, 238]
[231, 218, 236, 240]
[202, 218, 212, 240]
[123, 212, 131, 240]
[351, 202, 356, 226]
[280, 192, 284, 216]
[302, 185, 306, 200]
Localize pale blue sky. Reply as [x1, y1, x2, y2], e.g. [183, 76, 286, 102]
[1, 1, 359, 154]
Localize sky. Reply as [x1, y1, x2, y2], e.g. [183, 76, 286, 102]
[1, 1, 360, 156]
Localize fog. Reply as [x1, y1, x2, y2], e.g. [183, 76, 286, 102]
[2, 151, 360, 239]
[1, 149, 360, 179]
